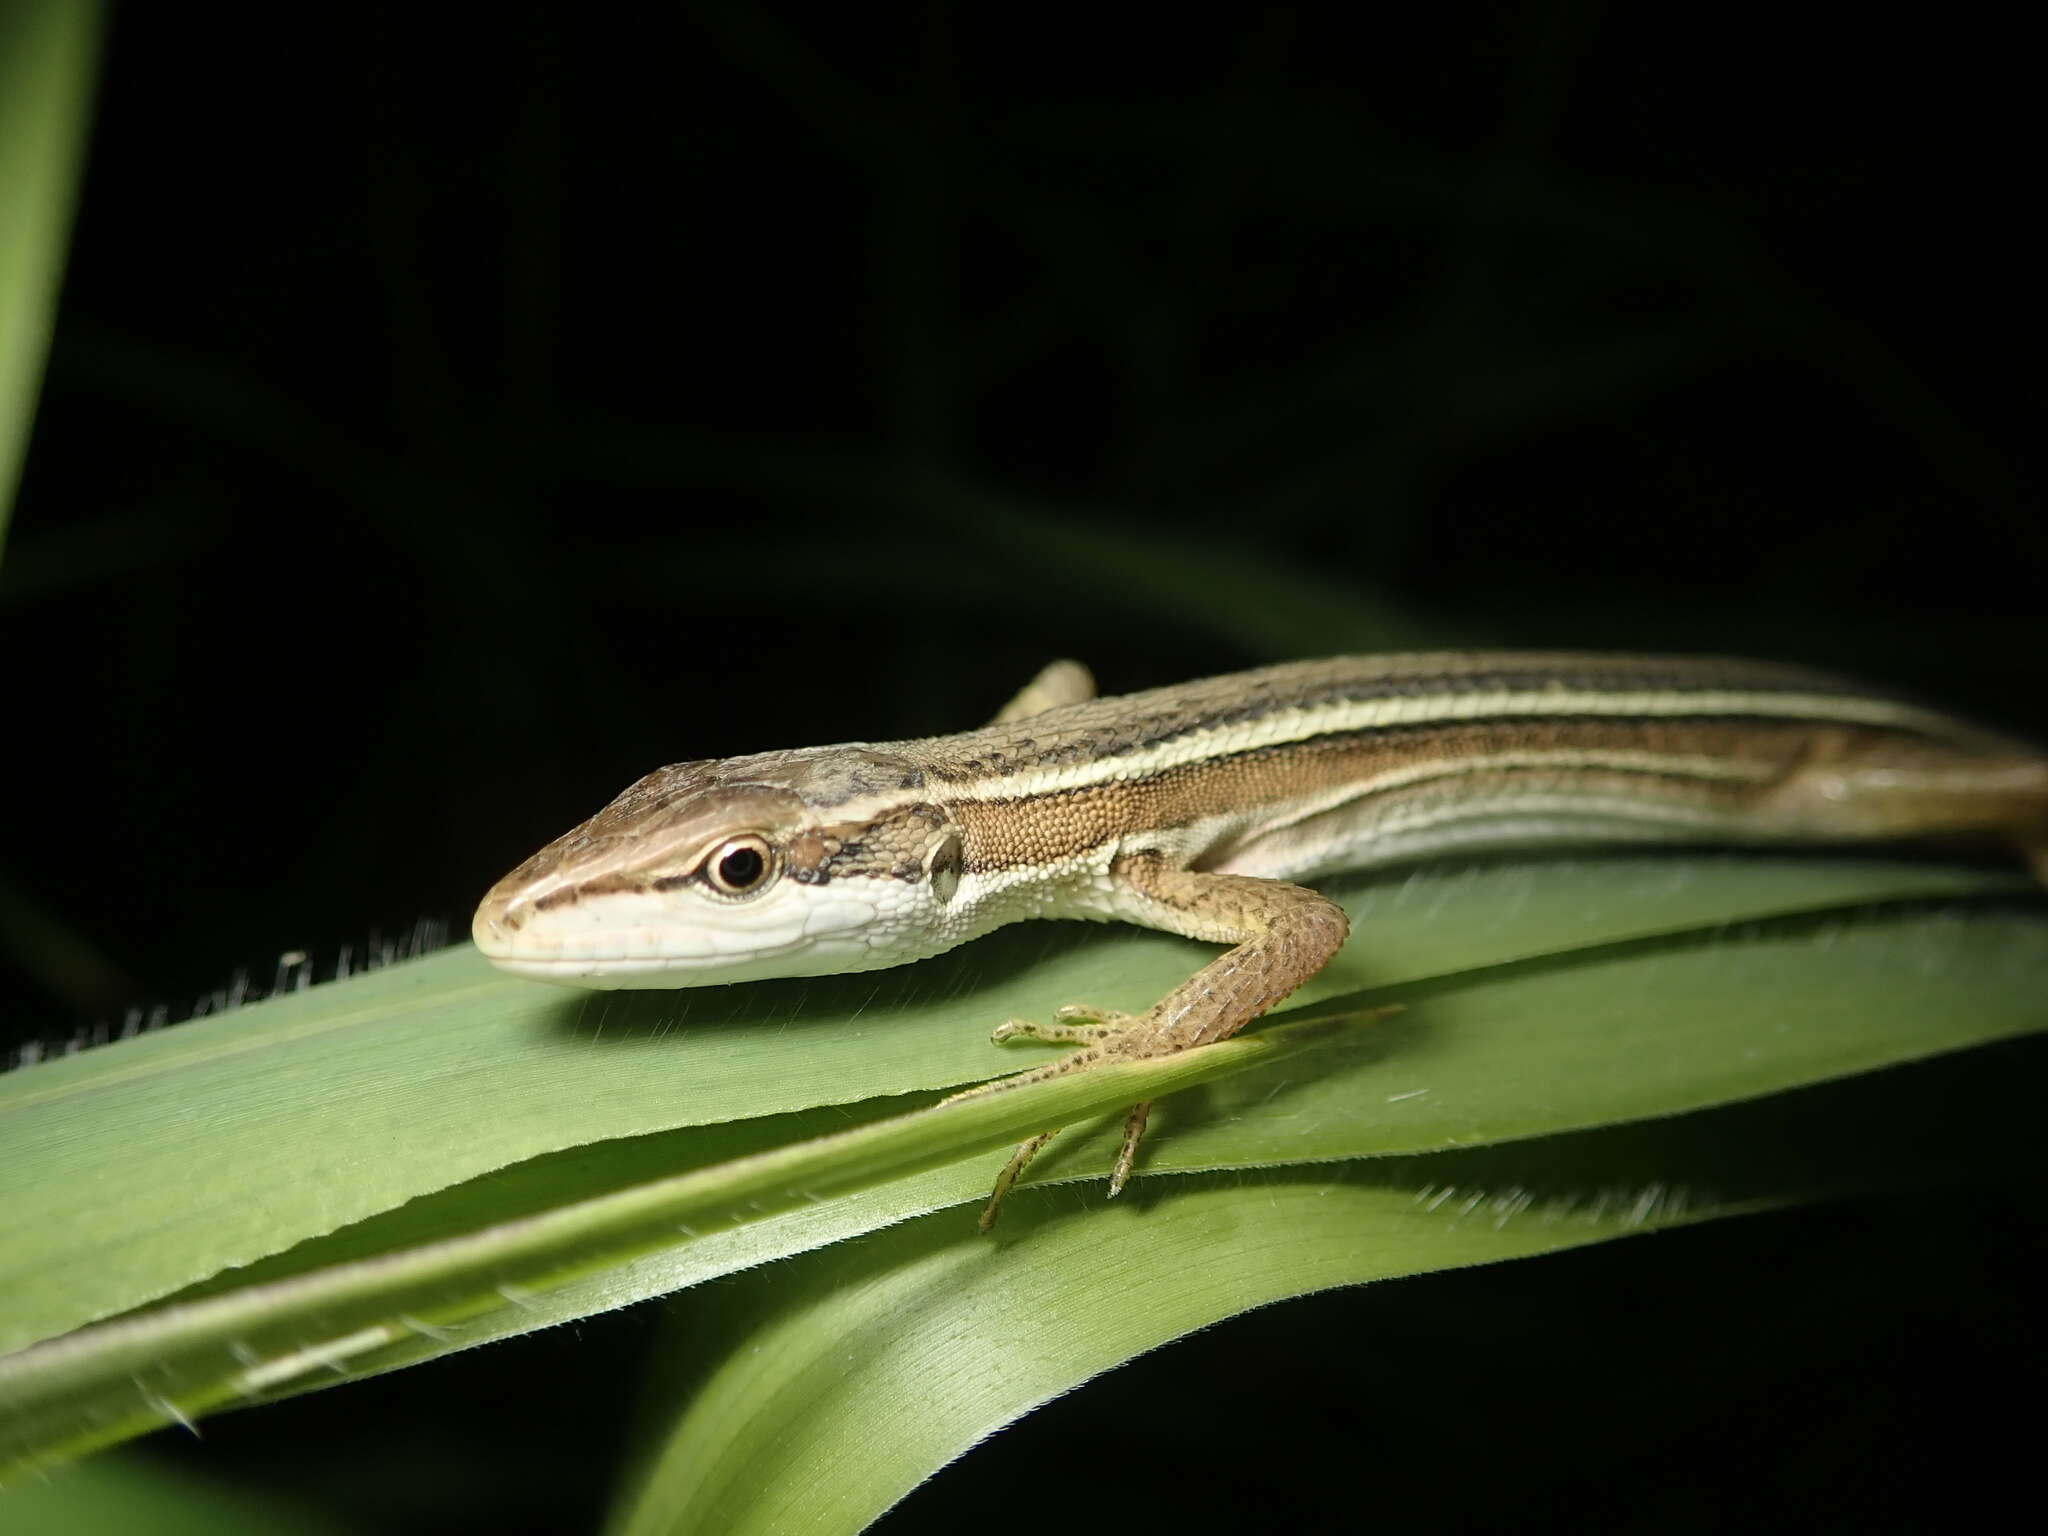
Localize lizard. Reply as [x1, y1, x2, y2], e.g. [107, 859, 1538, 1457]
[472, 653, 2048, 1229]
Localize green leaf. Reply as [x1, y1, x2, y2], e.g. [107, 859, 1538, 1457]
[607, 1044, 2048, 1536]
[0, 0, 102, 551]
[0, 1001, 1344, 1478]
[0, 1452, 365, 1536]
[0, 856, 2016, 1357]
[0, 857, 2041, 1481]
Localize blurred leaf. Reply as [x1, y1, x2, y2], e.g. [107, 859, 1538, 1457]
[0, 0, 102, 553]
[909, 477, 1459, 653]
[0, 869, 131, 1015]
[0, 1451, 363, 1536]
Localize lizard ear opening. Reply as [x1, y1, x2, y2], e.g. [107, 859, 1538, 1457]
[927, 832, 963, 905]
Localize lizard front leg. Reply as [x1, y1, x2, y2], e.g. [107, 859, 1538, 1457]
[958, 853, 1351, 1231]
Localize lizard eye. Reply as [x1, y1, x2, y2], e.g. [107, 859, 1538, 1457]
[704, 835, 775, 896]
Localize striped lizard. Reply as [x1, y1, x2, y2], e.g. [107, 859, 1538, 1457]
[473, 654, 2048, 1228]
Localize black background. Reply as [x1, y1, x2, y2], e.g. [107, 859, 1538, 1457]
[4, 5, 2042, 1531]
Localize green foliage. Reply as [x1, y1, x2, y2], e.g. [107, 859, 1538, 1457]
[4, 855, 2044, 1523]
[609, 1055, 2045, 1536]
[0, 0, 100, 552]
[0, 1452, 361, 1536]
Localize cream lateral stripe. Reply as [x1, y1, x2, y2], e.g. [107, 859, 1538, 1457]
[922, 687, 1975, 810]
[1344, 787, 1804, 838]
[1220, 746, 1781, 842]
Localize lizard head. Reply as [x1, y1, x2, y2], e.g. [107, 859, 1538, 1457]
[471, 747, 967, 988]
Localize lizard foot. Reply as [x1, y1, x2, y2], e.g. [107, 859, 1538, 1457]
[989, 1002, 1133, 1046]
[956, 1001, 1179, 1231]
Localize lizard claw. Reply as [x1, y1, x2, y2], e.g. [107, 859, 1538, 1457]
[990, 1003, 1130, 1046]
[1053, 1002, 1132, 1026]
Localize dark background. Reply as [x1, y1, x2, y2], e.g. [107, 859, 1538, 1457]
[3, 4, 2041, 1531]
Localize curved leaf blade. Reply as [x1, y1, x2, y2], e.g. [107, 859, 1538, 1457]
[0, 1017, 1322, 1482]
[0, 856, 2021, 1354]
[1, 893, 2040, 1480]
[166, 897, 2048, 1376]
[609, 1047, 2048, 1536]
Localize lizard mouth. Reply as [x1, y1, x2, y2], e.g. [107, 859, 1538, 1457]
[470, 883, 823, 987]
[473, 947, 807, 988]
[470, 920, 826, 986]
